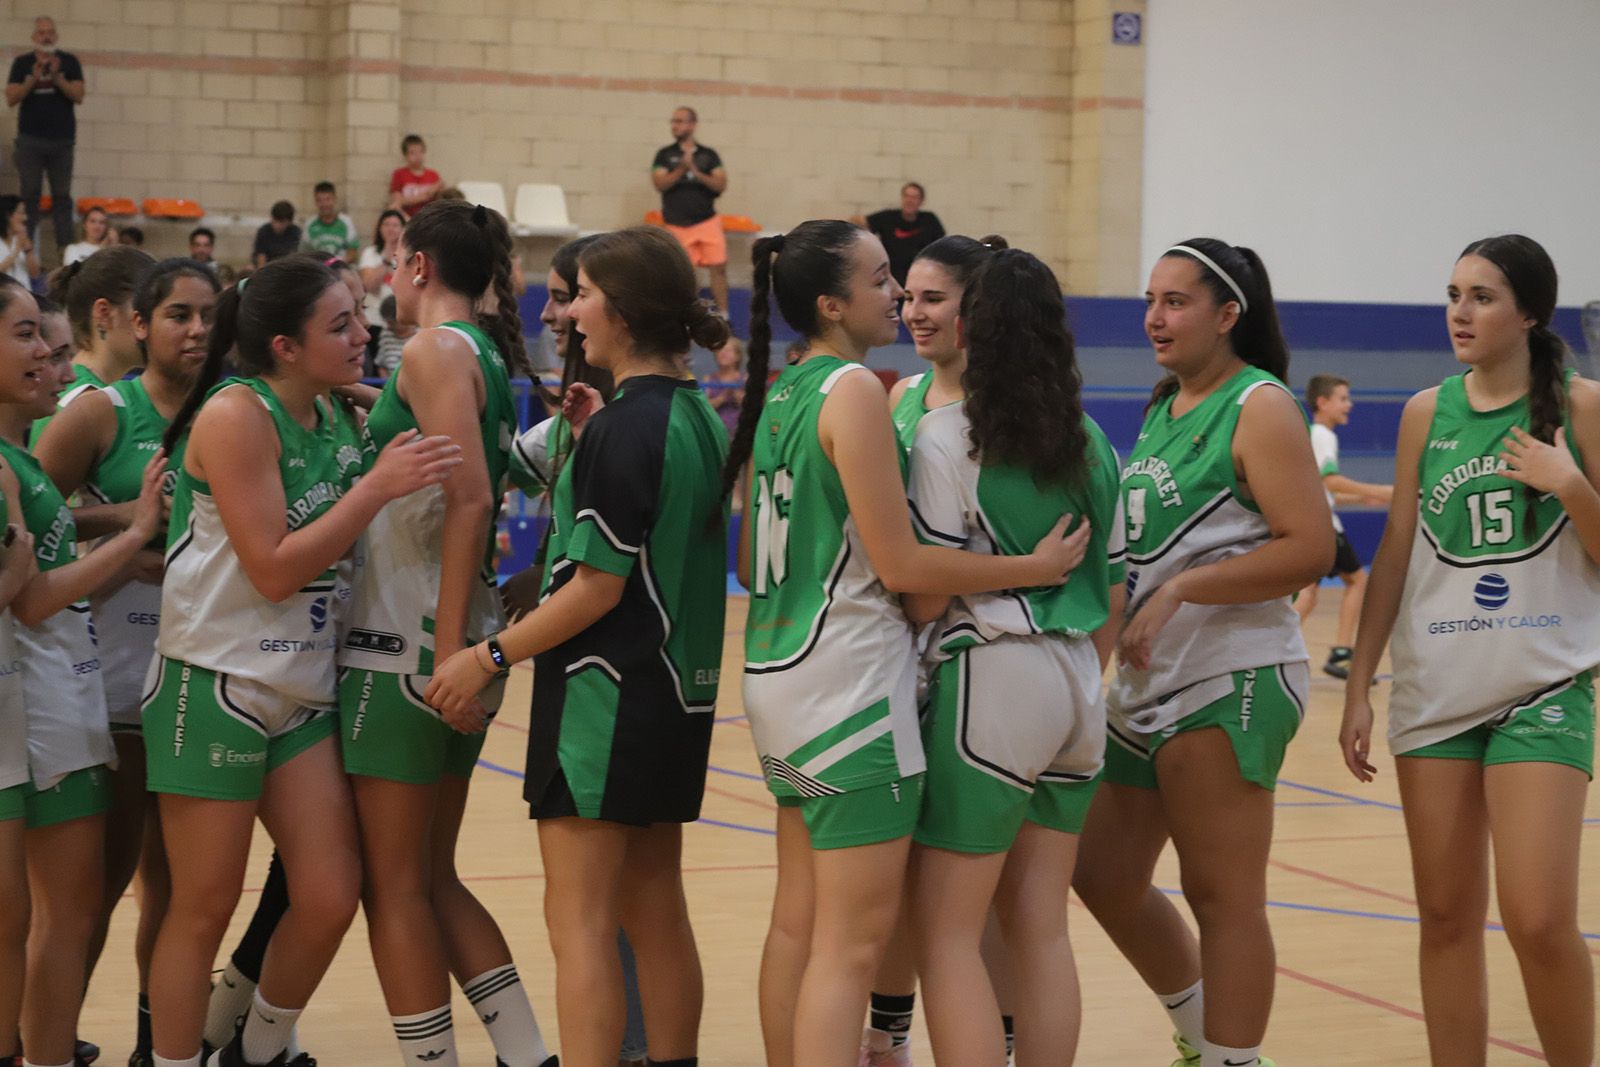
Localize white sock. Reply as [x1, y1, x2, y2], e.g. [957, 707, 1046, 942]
[285, 1024, 302, 1058]
[152, 1057, 201, 1067]
[205, 961, 258, 1048]
[1159, 979, 1205, 1050]
[393, 1005, 459, 1067]
[461, 965, 551, 1067]
[1202, 1043, 1261, 1067]
[24, 1060, 73, 1067]
[241, 990, 302, 1065]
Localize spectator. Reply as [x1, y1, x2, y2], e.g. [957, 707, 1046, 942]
[251, 200, 299, 267]
[0, 194, 38, 286]
[5, 16, 83, 254]
[304, 180, 359, 261]
[188, 226, 217, 272]
[387, 133, 441, 218]
[857, 181, 946, 285]
[358, 208, 403, 322]
[61, 203, 111, 265]
[374, 294, 413, 378]
[651, 105, 729, 311]
[116, 224, 142, 247]
[704, 336, 744, 437]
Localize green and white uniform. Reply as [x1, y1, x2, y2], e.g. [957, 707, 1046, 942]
[891, 371, 940, 459]
[1106, 366, 1309, 790]
[0, 436, 113, 826]
[84, 377, 172, 732]
[525, 375, 727, 825]
[744, 357, 923, 846]
[908, 406, 1124, 850]
[338, 321, 517, 784]
[305, 212, 360, 259]
[1389, 373, 1600, 774]
[145, 379, 364, 800]
[30, 363, 106, 443]
[510, 413, 575, 498]
[0, 490, 27, 822]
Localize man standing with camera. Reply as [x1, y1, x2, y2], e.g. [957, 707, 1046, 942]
[7, 17, 84, 257]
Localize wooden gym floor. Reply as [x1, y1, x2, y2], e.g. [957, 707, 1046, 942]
[80, 592, 1599, 1064]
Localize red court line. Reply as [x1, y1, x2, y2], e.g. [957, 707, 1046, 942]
[1275, 965, 1546, 1060]
[1275, 831, 1411, 844]
[1270, 858, 1418, 907]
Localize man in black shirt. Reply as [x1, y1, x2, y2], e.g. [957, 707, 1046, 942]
[651, 107, 729, 312]
[5, 17, 84, 254]
[252, 201, 302, 266]
[859, 182, 946, 285]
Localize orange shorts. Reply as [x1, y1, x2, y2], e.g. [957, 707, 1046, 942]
[664, 216, 727, 268]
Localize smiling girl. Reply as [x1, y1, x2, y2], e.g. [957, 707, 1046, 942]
[141, 257, 460, 1067]
[1341, 234, 1597, 1067]
[725, 220, 1087, 1067]
[1072, 240, 1332, 1067]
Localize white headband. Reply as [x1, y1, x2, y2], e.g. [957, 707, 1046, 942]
[1165, 245, 1248, 313]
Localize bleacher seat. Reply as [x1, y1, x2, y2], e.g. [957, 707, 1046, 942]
[512, 183, 578, 238]
[456, 181, 509, 219]
[142, 198, 204, 219]
[644, 209, 665, 226]
[77, 197, 137, 216]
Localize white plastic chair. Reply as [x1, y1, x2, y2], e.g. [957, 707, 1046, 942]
[512, 183, 579, 238]
[455, 180, 509, 219]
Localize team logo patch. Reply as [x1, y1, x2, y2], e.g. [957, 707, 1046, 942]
[1473, 572, 1511, 611]
[309, 597, 329, 633]
[1540, 706, 1566, 725]
[209, 742, 226, 768]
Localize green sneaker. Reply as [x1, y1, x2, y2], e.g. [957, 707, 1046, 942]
[1169, 1033, 1201, 1067]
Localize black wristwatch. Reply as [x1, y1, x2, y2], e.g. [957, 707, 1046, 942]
[485, 633, 510, 672]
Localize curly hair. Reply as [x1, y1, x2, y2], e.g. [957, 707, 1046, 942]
[960, 248, 1088, 487]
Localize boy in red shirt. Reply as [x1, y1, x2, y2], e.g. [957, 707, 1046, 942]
[387, 133, 441, 218]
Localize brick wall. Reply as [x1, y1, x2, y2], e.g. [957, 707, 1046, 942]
[0, 0, 1146, 294]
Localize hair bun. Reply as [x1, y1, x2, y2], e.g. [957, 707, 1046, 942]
[978, 234, 1009, 251]
[684, 298, 731, 351]
[471, 203, 488, 226]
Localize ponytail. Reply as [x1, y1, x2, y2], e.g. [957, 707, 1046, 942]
[483, 249, 531, 378]
[1524, 323, 1570, 527]
[719, 234, 779, 502]
[404, 200, 529, 376]
[164, 282, 240, 455]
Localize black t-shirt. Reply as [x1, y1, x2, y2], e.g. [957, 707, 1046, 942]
[7, 50, 83, 140]
[652, 143, 724, 226]
[252, 223, 302, 262]
[865, 209, 946, 284]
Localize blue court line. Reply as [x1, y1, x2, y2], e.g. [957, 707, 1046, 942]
[708, 762, 765, 782]
[1277, 778, 1405, 812]
[1155, 888, 1600, 941]
[1275, 800, 1361, 807]
[715, 714, 749, 725]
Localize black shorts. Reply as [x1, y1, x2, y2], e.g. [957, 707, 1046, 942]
[1327, 531, 1362, 578]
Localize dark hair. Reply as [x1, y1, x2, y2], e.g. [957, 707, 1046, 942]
[270, 200, 294, 222]
[1459, 234, 1568, 523]
[911, 233, 1006, 289]
[401, 133, 425, 152]
[119, 225, 144, 246]
[902, 181, 926, 199]
[1148, 238, 1289, 412]
[403, 199, 530, 376]
[675, 106, 697, 122]
[189, 226, 215, 244]
[133, 258, 221, 364]
[163, 257, 340, 455]
[578, 226, 730, 361]
[0, 273, 33, 320]
[379, 294, 397, 321]
[548, 234, 612, 400]
[1305, 373, 1349, 410]
[47, 244, 156, 349]
[371, 209, 405, 250]
[313, 181, 336, 196]
[961, 249, 1088, 486]
[719, 219, 861, 500]
[32, 292, 60, 316]
[0, 194, 21, 224]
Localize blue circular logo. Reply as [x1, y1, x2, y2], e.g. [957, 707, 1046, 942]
[309, 596, 329, 633]
[1473, 572, 1511, 611]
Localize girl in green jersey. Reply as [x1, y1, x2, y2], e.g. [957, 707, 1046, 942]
[144, 259, 459, 1067]
[338, 201, 556, 1067]
[1072, 240, 1332, 1067]
[1342, 235, 1599, 1066]
[36, 259, 219, 1065]
[428, 225, 733, 1067]
[35, 246, 155, 438]
[0, 276, 167, 1067]
[720, 221, 1088, 1067]
[0, 278, 48, 1067]
[865, 233, 1007, 1065]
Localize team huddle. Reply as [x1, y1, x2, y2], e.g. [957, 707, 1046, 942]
[0, 201, 1592, 1067]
